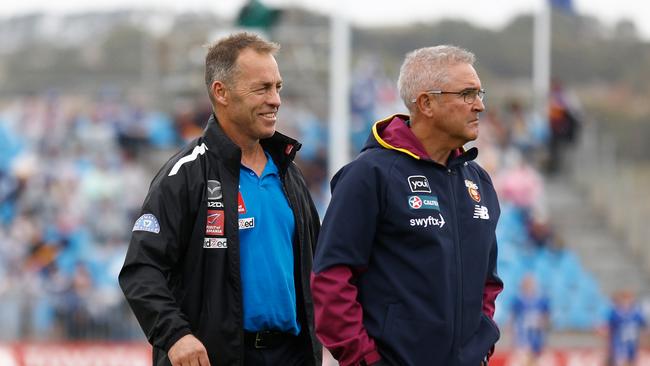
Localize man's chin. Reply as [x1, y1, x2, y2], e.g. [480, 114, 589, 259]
[260, 128, 276, 139]
[467, 126, 479, 141]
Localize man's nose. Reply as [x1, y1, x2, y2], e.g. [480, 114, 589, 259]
[472, 96, 485, 112]
[267, 88, 281, 107]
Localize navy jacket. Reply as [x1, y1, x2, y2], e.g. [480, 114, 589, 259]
[312, 115, 503, 366]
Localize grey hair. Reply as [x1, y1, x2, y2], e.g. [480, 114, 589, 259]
[397, 45, 476, 111]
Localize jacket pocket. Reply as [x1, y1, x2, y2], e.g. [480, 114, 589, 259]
[458, 313, 500, 366]
[379, 303, 451, 365]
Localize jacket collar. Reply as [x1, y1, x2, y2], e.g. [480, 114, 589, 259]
[371, 114, 430, 160]
[203, 114, 302, 175]
[367, 114, 478, 167]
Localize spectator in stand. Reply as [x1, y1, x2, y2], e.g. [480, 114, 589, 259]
[504, 100, 535, 154]
[0, 92, 184, 341]
[510, 274, 550, 366]
[547, 79, 582, 174]
[172, 99, 206, 143]
[496, 150, 545, 213]
[605, 290, 647, 366]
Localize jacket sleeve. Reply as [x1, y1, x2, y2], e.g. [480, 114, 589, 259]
[479, 169, 504, 320]
[118, 169, 195, 352]
[482, 235, 503, 320]
[311, 267, 382, 366]
[311, 160, 384, 366]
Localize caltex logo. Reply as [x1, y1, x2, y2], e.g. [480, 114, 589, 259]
[409, 196, 423, 209]
[408, 195, 440, 210]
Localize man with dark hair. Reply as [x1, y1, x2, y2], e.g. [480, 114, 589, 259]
[312, 45, 503, 366]
[120, 32, 321, 366]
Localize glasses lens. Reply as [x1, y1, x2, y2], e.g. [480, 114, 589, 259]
[463, 90, 476, 104]
[463, 90, 485, 103]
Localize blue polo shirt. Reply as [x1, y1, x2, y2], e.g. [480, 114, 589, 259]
[238, 152, 299, 335]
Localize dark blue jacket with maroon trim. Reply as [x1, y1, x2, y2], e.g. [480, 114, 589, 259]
[311, 115, 503, 366]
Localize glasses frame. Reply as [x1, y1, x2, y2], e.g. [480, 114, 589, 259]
[412, 88, 486, 104]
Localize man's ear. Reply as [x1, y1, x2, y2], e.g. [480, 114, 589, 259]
[414, 93, 435, 118]
[212, 81, 228, 106]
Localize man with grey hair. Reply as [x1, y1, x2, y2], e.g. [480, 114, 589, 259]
[120, 32, 321, 366]
[311, 45, 503, 366]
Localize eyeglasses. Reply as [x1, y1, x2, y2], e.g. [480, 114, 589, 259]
[412, 88, 486, 104]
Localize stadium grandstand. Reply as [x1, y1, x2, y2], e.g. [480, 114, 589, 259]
[1, 2, 650, 365]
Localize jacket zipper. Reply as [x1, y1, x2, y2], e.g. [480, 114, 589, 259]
[280, 169, 317, 360]
[447, 167, 463, 366]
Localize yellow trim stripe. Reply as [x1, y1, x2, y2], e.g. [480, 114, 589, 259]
[371, 118, 421, 160]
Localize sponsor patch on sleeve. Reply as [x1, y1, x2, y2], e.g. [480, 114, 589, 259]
[132, 214, 160, 234]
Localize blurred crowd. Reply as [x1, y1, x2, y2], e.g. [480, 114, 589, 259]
[0, 91, 183, 340]
[0, 59, 628, 348]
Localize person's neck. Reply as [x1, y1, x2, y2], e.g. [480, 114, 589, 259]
[240, 142, 267, 176]
[409, 119, 453, 165]
[218, 117, 268, 175]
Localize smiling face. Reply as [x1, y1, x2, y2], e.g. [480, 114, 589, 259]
[429, 63, 485, 148]
[217, 48, 282, 143]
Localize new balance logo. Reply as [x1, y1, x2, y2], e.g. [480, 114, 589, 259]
[473, 205, 490, 220]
